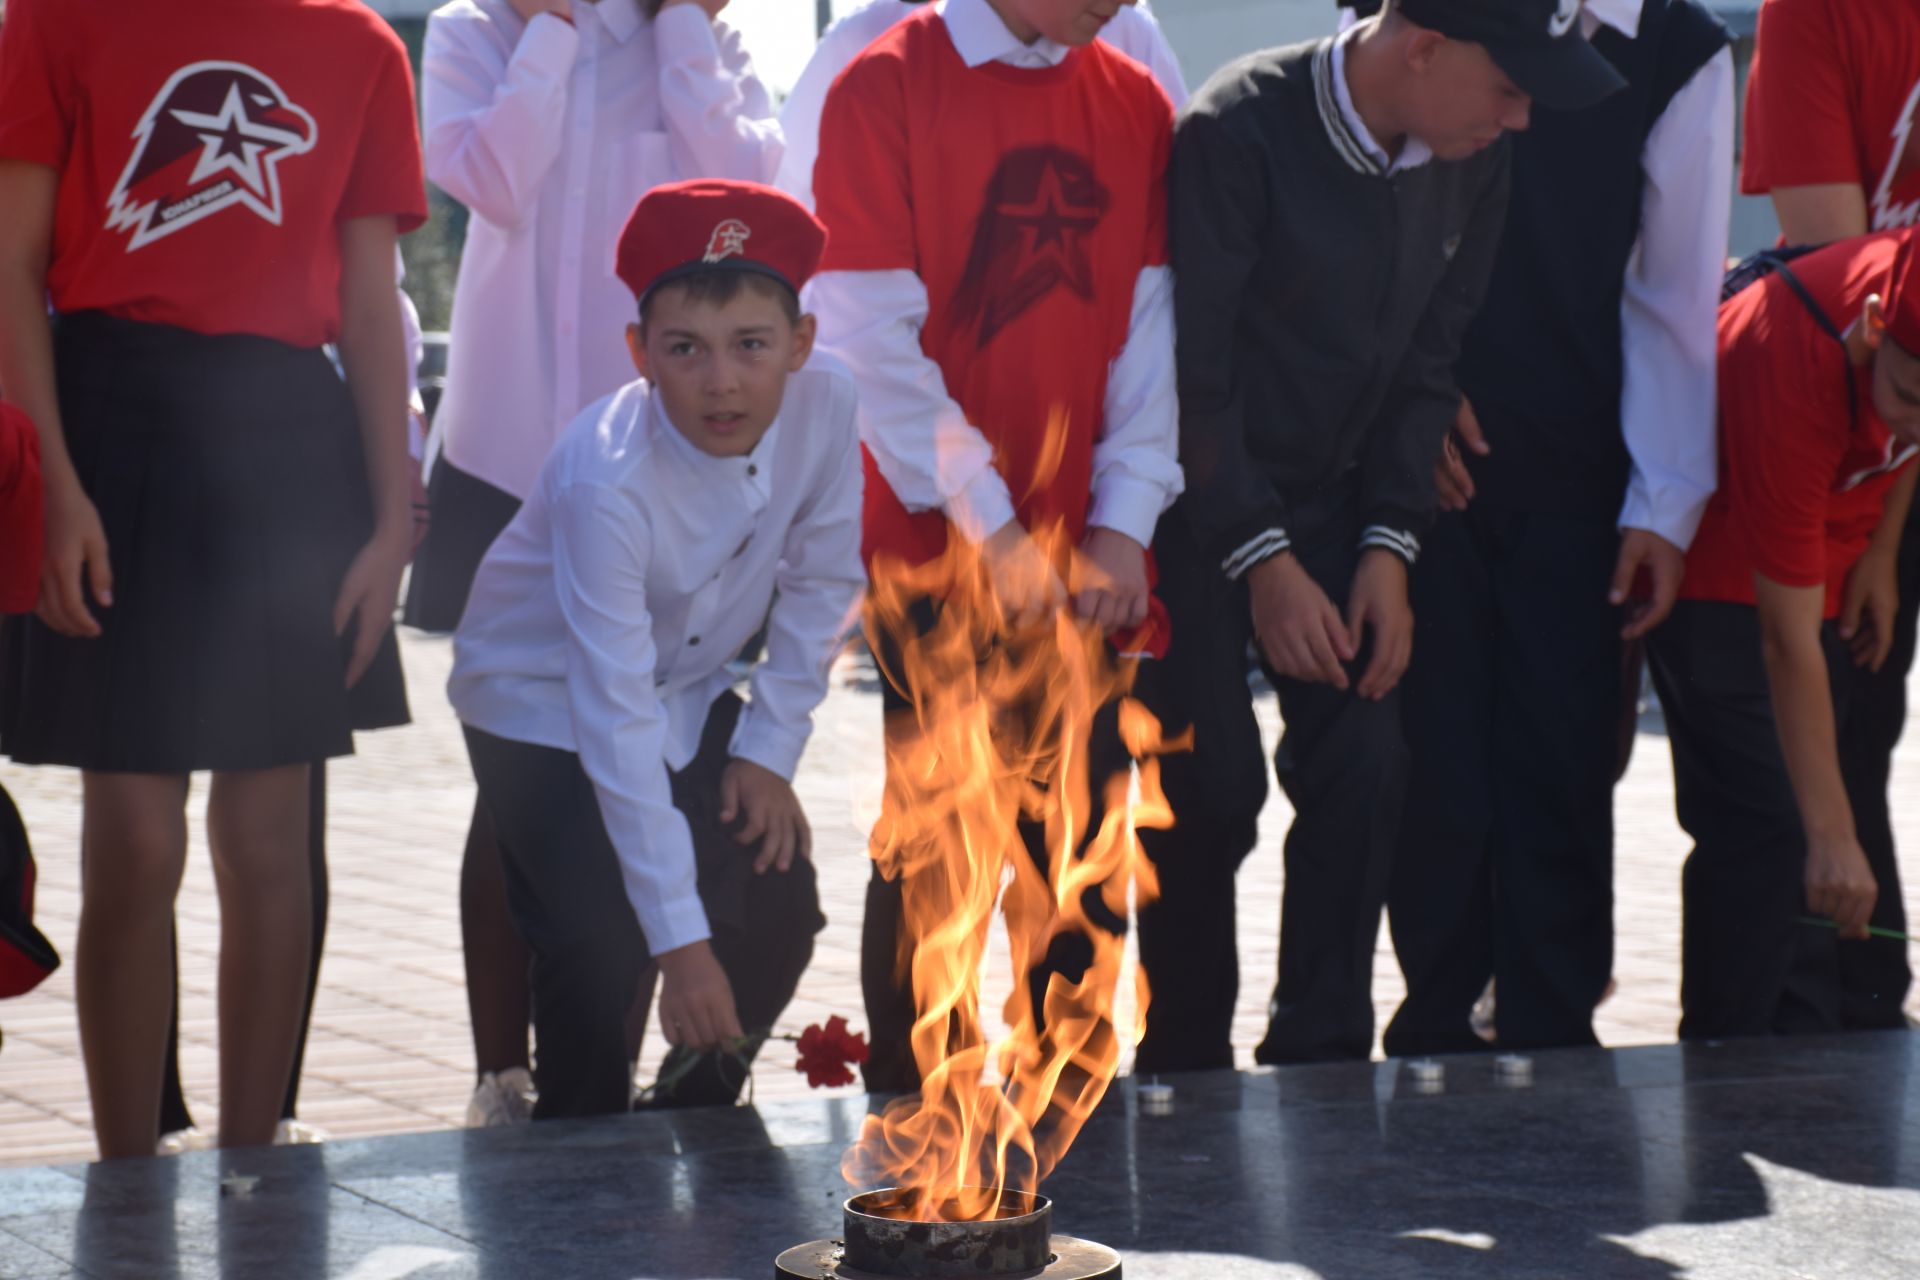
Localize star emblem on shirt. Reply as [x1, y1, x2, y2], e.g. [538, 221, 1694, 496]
[952, 146, 1111, 347]
[169, 82, 303, 199]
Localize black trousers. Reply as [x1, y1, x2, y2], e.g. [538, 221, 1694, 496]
[1648, 600, 1905, 1038]
[1135, 501, 1409, 1067]
[464, 694, 823, 1118]
[1385, 507, 1624, 1056]
[1808, 507, 1919, 1026]
[859, 599, 1132, 1094]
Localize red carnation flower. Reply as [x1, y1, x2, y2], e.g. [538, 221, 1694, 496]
[795, 1015, 869, 1089]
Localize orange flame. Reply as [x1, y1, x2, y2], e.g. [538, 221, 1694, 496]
[845, 411, 1180, 1223]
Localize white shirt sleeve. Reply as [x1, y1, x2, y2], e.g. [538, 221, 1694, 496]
[550, 480, 710, 955]
[655, 6, 784, 185]
[1090, 264, 1182, 547]
[422, 10, 579, 231]
[1617, 46, 1733, 551]
[1105, 4, 1190, 110]
[809, 268, 1018, 544]
[731, 395, 867, 779]
[774, 14, 869, 208]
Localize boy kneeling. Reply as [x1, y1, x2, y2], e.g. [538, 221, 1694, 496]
[449, 182, 863, 1116]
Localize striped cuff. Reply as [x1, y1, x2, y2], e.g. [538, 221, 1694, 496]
[1222, 528, 1291, 580]
[1359, 525, 1420, 565]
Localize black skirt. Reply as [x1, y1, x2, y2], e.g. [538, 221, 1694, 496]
[401, 456, 522, 634]
[0, 312, 409, 773]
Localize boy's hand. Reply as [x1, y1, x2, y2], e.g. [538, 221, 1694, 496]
[1611, 528, 1685, 641]
[720, 759, 811, 874]
[1840, 546, 1900, 671]
[1346, 549, 1413, 700]
[981, 519, 1068, 629]
[656, 940, 743, 1050]
[37, 471, 111, 639]
[1247, 552, 1353, 690]
[1806, 831, 1878, 939]
[658, 0, 730, 18]
[333, 529, 409, 689]
[1434, 398, 1490, 512]
[509, 0, 572, 23]
[1073, 527, 1150, 634]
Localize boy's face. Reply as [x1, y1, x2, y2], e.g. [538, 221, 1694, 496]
[1403, 37, 1532, 160]
[1872, 337, 1920, 445]
[1006, 0, 1133, 46]
[627, 282, 815, 459]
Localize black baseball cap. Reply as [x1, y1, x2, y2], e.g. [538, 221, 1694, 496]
[1396, 0, 1627, 111]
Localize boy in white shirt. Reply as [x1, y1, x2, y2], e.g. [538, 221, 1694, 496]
[448, 181, 863, 1116]
[415, 0, 783, 1123]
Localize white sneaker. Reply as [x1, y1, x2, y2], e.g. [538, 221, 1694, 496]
[274, 1118, 327, 1145]
[156, 1126, 214, 1156]
[465, 1067, 535, 1127]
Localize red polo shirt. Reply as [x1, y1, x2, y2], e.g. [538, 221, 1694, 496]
[0, 0, 426, 349]
[1741, 0, 1920, 232]
[1681, 232, 1920, 617]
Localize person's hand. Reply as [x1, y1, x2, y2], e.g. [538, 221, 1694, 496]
[1840, 546, 1899, 671]
[1072, 527, 1150, 634]
[1610, 527, 1686, 641]
[1434, 398, 1490, 512]
[35, 470, 111, 639]
[720, 758, 811, 874]
[658, 0, 729, 18]
[1806, 830, 1878, 940]
[1246, 552, 1352, 689]
[508, 0, 571, 24]
[981, 519, 1067, 628]
[332, 529, 409, 689]
[655, 940, 743, 1050]
[1346, 549, 1413, 700]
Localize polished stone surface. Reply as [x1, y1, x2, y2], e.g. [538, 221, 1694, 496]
[4, 1033, 1919, 1279]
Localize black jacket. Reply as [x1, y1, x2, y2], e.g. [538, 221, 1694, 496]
[1170, 37, 1511, 578]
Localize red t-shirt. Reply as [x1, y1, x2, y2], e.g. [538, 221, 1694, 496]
[0, 0, 426, 348]
[1741, 0, 1920, 231]
[812, 7, 1172, 569]
[1681, 232, 1920, 616]
[0, 405, 44, 616]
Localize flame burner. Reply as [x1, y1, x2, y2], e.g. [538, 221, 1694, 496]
[774, 1190, 1121, 1279]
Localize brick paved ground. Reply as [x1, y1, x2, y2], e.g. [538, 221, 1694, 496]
[2, 631, 1916, 1168]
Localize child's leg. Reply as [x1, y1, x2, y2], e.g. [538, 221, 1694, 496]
[205, 764, 313, 1148]
[458, 798, 533, 1080]
[77, 772, 191, 1159]
[281, 761, 330, 1122]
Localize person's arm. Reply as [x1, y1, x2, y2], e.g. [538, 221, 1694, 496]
[1612, 47, 1733, 639]
[1753, 572, 1877, 937]
[772, 10, 872, 206]
[333, 215, 415, 688]
[655, 0, 784, 185]
[421, 2, 577, 230]
[1105, 4, 1190, 109]
[728, 381, 866, 872]
[1168, 108, 1290, 579]
[0, 161, 110, 639]
[550, 478, 741, 1047]
[1840, 462, 1919, 670]
[1741, 0, 1869, 242]
[1361, 142, 1511, 571]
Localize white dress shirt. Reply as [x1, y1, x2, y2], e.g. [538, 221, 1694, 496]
[1579, 0, 1731, 549]
[807, 0, 1183, 551]
[448, 366, 865, 954]
[774, 0, 1189, 212]
[422, 0, 782, 499]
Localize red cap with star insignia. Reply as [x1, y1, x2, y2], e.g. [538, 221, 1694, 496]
[616, 179, 828, 307]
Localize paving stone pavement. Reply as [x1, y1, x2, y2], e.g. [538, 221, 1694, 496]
[2, 630, 1916, 1168]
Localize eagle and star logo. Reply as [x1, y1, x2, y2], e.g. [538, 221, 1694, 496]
[952, 145, 1110, 348]
[106, 61, 318, 252]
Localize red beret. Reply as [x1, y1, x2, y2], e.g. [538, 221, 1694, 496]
[615, 179, 827, 307]
[1887, 229, 1920, 356]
